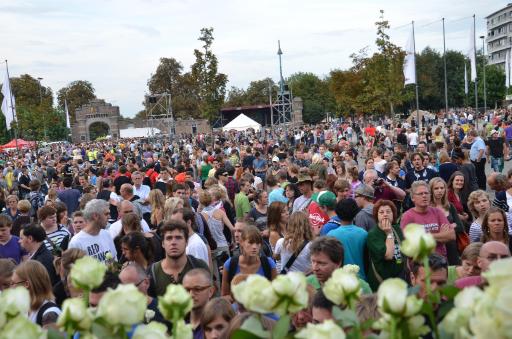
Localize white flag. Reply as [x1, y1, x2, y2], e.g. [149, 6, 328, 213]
[464, 63, 468, 95]
[468, 22, 477, 81]
[506, 49, 511, 88]
[1, 70, 16, 130]
[403, 26, 416, 85]
[64, 99, 71, 128]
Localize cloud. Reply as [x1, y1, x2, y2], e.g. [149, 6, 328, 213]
[122, 24, 161, 37]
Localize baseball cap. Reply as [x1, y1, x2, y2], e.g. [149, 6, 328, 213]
[354, 184, 375, 200]
[317, 191, 337, 209]
[272, 156, 280, 162]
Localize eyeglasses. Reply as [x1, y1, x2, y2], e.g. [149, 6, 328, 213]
[135, 278, 146, 287]
[10, 280, 27, 287]
[184, 285, 211, 294]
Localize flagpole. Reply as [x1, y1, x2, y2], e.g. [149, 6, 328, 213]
[473, 14, 478, 126]
[412, 21, 420, 129]
[4, 60, 18, 153]
[442, 18, 449, 116]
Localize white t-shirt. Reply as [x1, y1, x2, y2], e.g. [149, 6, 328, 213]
[108, 218, 151, 239]
[69, 229, 117, 263]
[278, 239, 311, 273]
[374, 159, 387, 174]
[274, 238, 284, 272]
[186, 233, 209, 266]
[408, 132, 418, 146]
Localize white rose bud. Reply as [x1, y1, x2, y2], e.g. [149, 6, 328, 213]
[70, 256, 107, 290]
[0, 315, 46, 339]
[401, 223, 436, 261]
[377, 278, 408, 316]
[271, 272, 309, 315]
[322, 268, 361, 306]
[403, 295, 423, 318]
[145, 309, 156, 323]
[0, 287, 30, 317]
[57, 298, 92, 332]
[133, 321, 169, 339]
[341, 264, 360, 275]
[231, 275, 278, 314]
[482, 257, 512, 288]
[158, 284, 193, 322]
[96, 284, 147, 327]
[295, 319, 346, 339]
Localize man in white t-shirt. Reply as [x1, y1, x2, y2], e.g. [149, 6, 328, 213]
[407, 128, 418, 151]
[131, 171, 151, 221]
[171, 207, 209, 267]
[68, 199, 117, 263]
[108, 200, 151, 239]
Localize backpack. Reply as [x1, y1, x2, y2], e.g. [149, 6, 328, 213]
[227, 255, 272, 284]
[29, 192, 45, 219]
[36, 301, 59, 326]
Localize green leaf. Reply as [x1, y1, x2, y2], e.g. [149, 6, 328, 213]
[437, 300, 455, 320]
[439, 285, 460, 300]
[271, 314, 290, 339]
[231, 329, 265, 339]
[47, 328, 65, 339]
[240, 314, 269, 338]
[332, 307, 359, 327]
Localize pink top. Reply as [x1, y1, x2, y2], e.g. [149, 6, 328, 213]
[400, 206, 450, 257]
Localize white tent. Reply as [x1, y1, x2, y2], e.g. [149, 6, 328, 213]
[222, 113, 261, 131]
[120, 127, 161, 138]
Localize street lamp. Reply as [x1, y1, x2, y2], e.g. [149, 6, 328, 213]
[36, 77, 47, 140]
[480, 36, 487, 112]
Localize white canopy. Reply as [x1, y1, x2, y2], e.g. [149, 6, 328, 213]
[222, 113, 261, 131]
[120, 127, 161, 138]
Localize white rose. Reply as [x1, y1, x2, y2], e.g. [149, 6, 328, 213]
[0, 315, 46, 339]
[441, 308, 472, 337]
[406, 315, 430, 337]
[133, 321, 169, 339]
[492, 286, 512, 336]
[145, 309, 156, 323]
[271, 272, 308, 315]
[322, 268, 361, 306]
[454, 286, 483, 309]
[57, 298, 92, 332]
[341, 264, 360, 275]
[402, 295, 423, 318]
[401, 223, 436, 261]
[377, 278, 408, 315]
[70, 256, 107, 290]
[96, 284, 147, 327]
[295, 319, 346, 339]
[158, 284, 193, 322]
[482, 257, 512, 288]
[0, 287, 30, 317]
[232, 275, 277, 314]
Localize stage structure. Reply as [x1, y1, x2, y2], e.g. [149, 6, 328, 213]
[145, 93, 175, 139]
[273, 40, 293, 125]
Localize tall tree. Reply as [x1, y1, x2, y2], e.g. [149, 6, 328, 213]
[57, 80, 96, 123]
[416, 47, 443, 110]
[190, 27, 228, 121]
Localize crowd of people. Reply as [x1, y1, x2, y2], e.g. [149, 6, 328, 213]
[0, 108, 511, 338]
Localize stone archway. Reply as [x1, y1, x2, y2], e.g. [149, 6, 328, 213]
[88, 121, 110, 140]
[71, 99, 120, 143]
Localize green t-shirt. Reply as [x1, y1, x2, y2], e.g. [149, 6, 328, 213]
[201, 164, 212, 180]
[235, 192, 251, 220]
[306, 274, 372, 295]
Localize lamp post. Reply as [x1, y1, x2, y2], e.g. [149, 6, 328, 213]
[480, 36, 487, 113]
[37, 77, 47, 140]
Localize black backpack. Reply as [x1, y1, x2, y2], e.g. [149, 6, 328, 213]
[36, 301, 59, 326]
[227, 255, 272, 284]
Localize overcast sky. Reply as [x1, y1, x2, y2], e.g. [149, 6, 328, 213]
[0, 0, 502, 117]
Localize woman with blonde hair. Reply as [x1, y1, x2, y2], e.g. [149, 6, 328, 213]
[148, 189, 165, 229]
[267, 201, 289, 251]
[12, 260, 61, 327]
[163, 197, 184, 221]
[429, 177, 463, 264]
[467, 190, 491, 242]
[274, 211, 313, 274]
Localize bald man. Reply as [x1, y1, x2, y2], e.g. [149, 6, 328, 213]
[455, 241, 510, 289]
[108, 200, 151, 238]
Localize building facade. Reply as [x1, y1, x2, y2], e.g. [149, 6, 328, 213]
[486, 3, 512, 68]
[71, 99, 121, 143]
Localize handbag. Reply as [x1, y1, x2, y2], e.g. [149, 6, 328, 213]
[280, 240, 308, 274]
[456, 231, 470, 254]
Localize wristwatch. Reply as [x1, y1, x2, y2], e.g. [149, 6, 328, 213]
[386, 234, 393, 240]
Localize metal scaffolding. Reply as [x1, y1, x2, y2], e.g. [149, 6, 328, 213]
[145, 92, 175, 140]
[273, 40, 293, 125]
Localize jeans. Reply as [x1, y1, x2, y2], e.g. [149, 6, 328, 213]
[491, 156, 504, 172]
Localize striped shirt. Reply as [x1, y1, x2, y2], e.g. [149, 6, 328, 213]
[44, 226, 71, 253]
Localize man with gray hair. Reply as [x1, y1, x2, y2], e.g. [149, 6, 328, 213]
[68, 199, 117, 263]
[108, 200, 151, 238]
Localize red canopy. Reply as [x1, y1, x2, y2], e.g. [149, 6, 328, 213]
[0, 139, 36, 151]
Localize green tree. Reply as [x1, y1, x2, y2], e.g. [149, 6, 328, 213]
[57, 80, 96, 123]
[480, 63, 505, 109]
[225, 86, 247, 107]
[328, 68, 365, 115]
[190, 27, 228, 121]
[416, 47, 443, 110]
[444, 50, 467, 108]
[288, 72, 335, 124]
